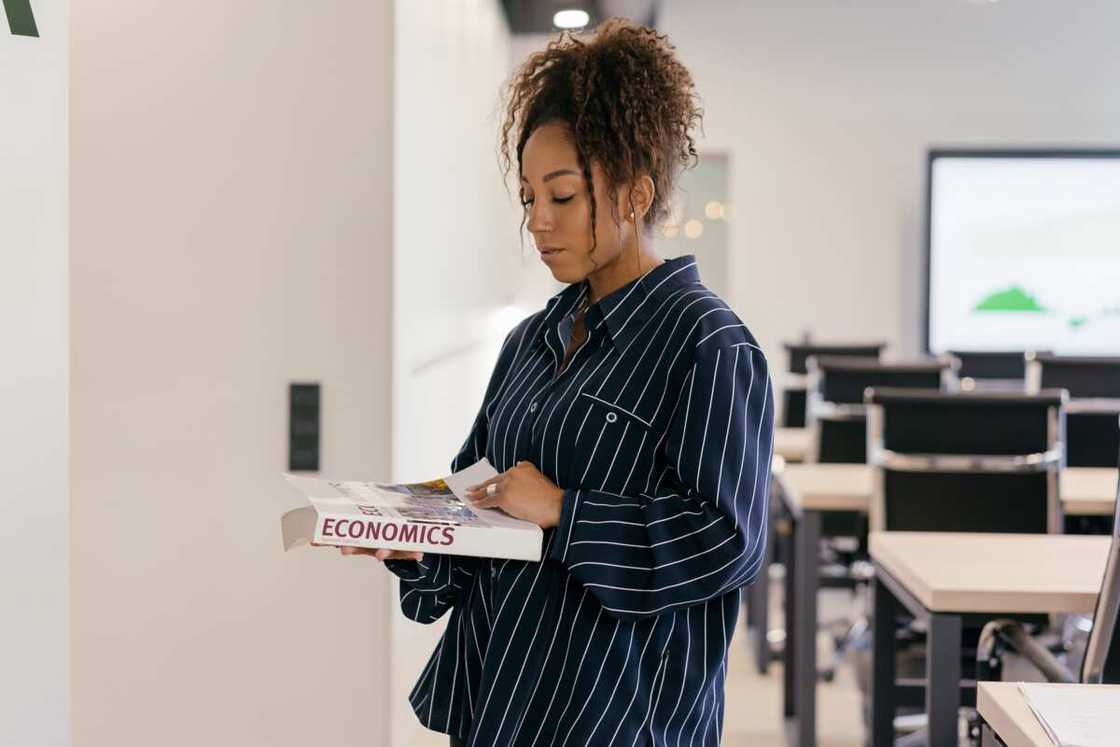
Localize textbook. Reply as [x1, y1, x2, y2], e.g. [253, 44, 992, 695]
[280, 458, 543, 562]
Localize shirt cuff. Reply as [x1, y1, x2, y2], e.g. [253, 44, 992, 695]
[548, 488, 582, 564]
[382, 558, 429, 583]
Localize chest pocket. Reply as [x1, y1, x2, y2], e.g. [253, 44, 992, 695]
[568, 391, 657, 491]
[578, 391, 654, 430]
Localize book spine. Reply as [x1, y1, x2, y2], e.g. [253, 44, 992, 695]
[314, 511, 542, 562]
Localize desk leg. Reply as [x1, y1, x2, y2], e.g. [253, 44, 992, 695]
[793, 509, 820, 747]
[751, 500, 776, 674]
[927, 613, 962, 747]
[871, 577, 897, 747]
[782, 508, 797, 719]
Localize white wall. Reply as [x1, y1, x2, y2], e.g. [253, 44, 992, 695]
[391, 2, 559, 743]
[71, 3, 394, 745]
[0, 2, 69, 744]
[659, 0, 1120, 376]
[394, 0, 555, 487]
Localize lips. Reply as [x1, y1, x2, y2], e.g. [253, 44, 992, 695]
[539, 246, 564, 256]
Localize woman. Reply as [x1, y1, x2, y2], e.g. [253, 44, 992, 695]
[343, 18, 773, 746]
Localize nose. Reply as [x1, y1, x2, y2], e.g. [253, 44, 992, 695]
[526, 200, 553, 235]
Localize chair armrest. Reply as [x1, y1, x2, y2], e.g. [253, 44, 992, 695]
[977, 619, 1077, 684]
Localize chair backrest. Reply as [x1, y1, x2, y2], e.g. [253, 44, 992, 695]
[1081, 445, 1120, 684]
[1028, 354, 1120, 398]
[1027, 354, 1120, 467]
[865, 388, 1066, 534]
[806, 356, 957, 464]
[951, 350, 1036, 383]
[780, 341, 886, 428]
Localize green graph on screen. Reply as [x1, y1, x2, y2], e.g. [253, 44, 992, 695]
[974, 286, 1047, 312]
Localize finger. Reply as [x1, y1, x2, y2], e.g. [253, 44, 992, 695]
[466, 478, 504, 499]
[340, 546, 377, 556]
[463, 477, 499, 492]
[468, 492, 501, 509]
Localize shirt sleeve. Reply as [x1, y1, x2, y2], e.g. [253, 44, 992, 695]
[383, 324, 526, 623]
[547, 343, 774, 621]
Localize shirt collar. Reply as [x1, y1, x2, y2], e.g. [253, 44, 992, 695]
[535, 255, 703, 352]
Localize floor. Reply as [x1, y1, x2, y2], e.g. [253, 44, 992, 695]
[722, 584, 865, 746]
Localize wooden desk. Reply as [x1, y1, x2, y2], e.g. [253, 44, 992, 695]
[1063, 467, 1119, 517]
[774, 427, 810, 463]
[755, 463, 1116, 747]
[869, 533, 1111, 747]
[978, 681, 1120, 747]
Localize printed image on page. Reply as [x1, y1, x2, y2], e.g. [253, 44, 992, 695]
[280, 458, 541, 559]
[313, 458, 522, 529]
[328, 477, 483, 525]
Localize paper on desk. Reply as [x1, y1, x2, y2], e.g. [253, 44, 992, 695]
[1019, 683, 1120, 747]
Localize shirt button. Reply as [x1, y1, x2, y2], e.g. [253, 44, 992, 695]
[529, 402, 538, 412]
[605, 411, 618, 423]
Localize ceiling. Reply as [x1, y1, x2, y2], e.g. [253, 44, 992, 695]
[500, 0, 658, 34]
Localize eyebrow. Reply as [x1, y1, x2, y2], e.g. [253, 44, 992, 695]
[520, 168, 580, 184]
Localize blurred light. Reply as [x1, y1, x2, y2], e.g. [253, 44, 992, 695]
[961, 376, 976, 392]
[662, 223, 680, 239]
[553, 9, 590, 29]
[704, 201, 723, 220]
[684, 219, 704, 239]
[490, 304, 531, 337]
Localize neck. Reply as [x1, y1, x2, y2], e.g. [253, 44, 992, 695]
[585, 248, 664, 305]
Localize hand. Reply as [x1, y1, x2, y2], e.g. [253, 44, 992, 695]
[465, 460, 564, 529]
[337, 546, 424, 562]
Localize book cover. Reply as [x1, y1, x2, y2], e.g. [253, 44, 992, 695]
[280, 458, 543, 562]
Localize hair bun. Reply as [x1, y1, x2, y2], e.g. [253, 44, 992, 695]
[500, 17, 703, 232]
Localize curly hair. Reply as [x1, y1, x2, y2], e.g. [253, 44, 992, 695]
[499, 17, 703, 261]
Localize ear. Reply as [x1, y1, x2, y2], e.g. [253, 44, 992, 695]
[624, 174, 656, 224]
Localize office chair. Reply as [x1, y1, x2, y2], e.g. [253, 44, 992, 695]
[751, 340, 886, 674]
[807, 357, 959, 465]
[865, 388, 1067, 534]
[780, 340, 886, 428]
[949, 350, 1040, 392]
[797, 358, 956, 682]
[972, 449, 1120, 747]
[1026, 353, 1120, 469]
[860, 388, 1069, 743]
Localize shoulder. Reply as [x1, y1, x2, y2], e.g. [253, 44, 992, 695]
[666, 283, 767, 363]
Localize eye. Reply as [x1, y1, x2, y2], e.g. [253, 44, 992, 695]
[521, 195, 574, 208]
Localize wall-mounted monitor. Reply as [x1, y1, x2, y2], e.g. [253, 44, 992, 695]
[925, 149, 1120, 356]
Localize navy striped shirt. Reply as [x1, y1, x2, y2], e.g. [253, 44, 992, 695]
[385, 255, 774, 746]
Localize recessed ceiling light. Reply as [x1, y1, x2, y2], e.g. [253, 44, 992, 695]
[553, 9, 590, 29]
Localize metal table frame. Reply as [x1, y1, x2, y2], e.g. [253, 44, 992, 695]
[870, 565, 986, 747]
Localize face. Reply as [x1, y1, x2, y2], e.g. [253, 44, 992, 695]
[519, 121, 635, 285]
